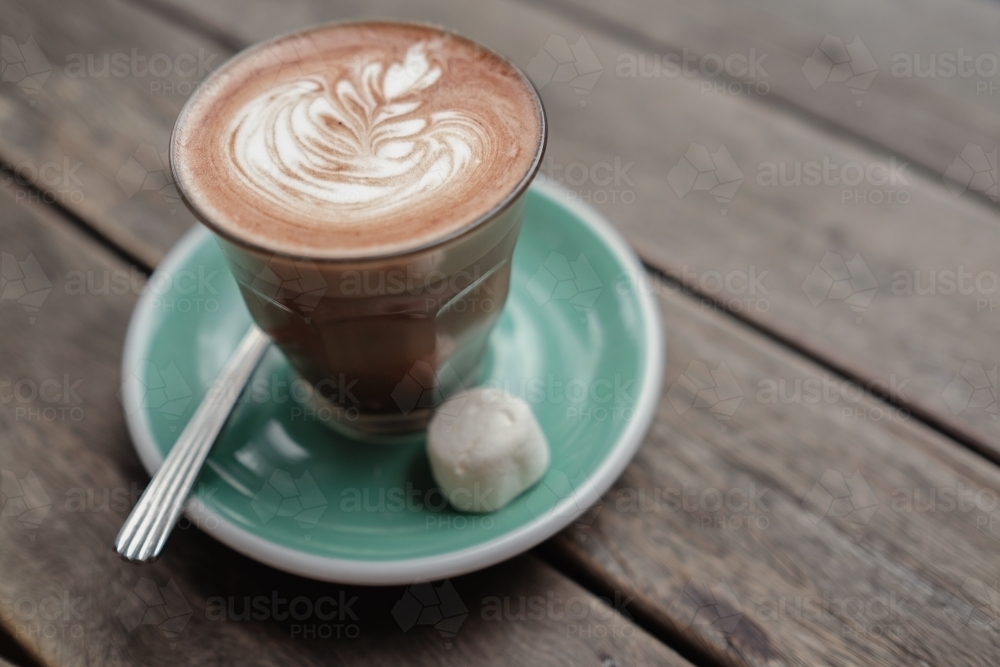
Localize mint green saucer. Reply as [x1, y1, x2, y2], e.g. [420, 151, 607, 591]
[121, 178, 664, 584]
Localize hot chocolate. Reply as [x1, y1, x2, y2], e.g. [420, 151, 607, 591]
[172, 22, 543, 259]
[172, 22, 546, 438]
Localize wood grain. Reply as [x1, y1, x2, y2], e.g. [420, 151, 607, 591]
[541, 275, 1000, 666]
[0, 183, 690, 667]
[536, 0, 1000, 208]
[0, 0, 221, 267]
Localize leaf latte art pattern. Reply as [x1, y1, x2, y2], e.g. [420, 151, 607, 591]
[174, 22, 543, 257]
[226, 42, 489, 225]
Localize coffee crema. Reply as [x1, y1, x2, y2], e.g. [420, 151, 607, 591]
[172, 22, 544, 259]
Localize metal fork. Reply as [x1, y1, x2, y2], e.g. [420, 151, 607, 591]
[115, 325, 270, 562]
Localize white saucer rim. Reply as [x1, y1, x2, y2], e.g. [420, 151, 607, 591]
[121, 177, 665, 585]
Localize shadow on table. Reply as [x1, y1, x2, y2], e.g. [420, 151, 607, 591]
[0, 624, 44, 667]
[117, 520, 583, 657]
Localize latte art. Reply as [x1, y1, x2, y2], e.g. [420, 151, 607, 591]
[172, 22, 544, 258]
[227, 43, 488, 223]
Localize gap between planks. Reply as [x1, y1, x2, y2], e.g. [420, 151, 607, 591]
[635, 253, 1000, 468]
[525, 0, 1000, 216]
[0, 165, 153, 274]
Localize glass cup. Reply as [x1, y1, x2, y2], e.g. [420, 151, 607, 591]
[171, 22, 546, 440]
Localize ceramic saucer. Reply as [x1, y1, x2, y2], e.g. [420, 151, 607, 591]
[121, 178, 664, 584]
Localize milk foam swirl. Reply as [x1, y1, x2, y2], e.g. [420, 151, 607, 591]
[225, 42, 488, 224]
[173, 23, 544, 257]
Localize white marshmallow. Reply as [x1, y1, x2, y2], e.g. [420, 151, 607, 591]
[427, 388, 550, 513]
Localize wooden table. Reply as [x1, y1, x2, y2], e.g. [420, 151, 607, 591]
[1, 0, 997, 664]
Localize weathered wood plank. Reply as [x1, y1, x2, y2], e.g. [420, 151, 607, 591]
[0, 0, 223, 267]
[0, 184, 690, 667]
[536, 0, 1000, 208]
[541, 281, 1000, 666]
